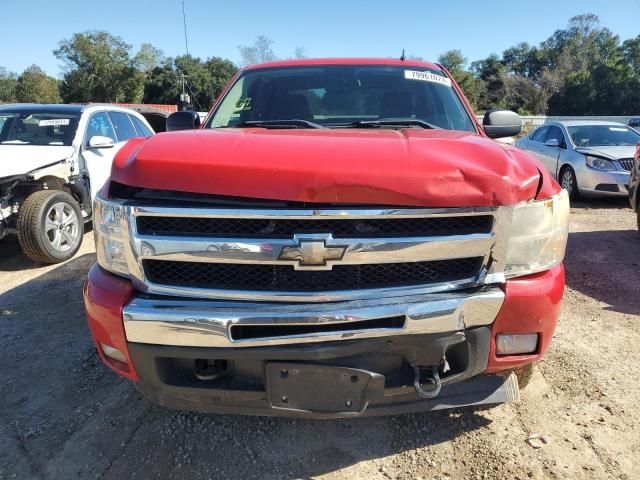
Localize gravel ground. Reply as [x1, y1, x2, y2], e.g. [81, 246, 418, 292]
[1, 198, 639, 480]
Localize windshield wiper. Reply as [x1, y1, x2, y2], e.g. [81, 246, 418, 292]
[234, 119, 324, 129]
[342, 118, 441, 130]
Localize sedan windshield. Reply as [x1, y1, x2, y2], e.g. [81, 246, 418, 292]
[0, 110, 80, 146]
[207, 65, 476, 132]
[568, 125, 640, 147]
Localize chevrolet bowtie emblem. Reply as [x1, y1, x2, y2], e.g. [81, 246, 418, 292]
[278, 239, 347, 269]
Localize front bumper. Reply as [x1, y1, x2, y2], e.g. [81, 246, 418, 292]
[576, 165, 630, 197]
[83, 264, 564, 417]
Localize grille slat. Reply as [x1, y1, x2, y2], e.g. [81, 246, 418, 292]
[619, 158, 634, 171]
[143, 258, 483, 292]
[137, 215, 494, 238]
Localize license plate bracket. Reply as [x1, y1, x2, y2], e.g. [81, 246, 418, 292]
[266, 363, 384, 415]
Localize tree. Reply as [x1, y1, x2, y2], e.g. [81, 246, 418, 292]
[205, 57, 238, 101]
[471, 54, 507, 111]
[14, 65, 61, 103]
[438, 50, 484, 110]
[622, 35, 640, 75]
[238, 36, 277, 66]
[502, 43, 543, 78]
[0, 67, 18, 103]
[54, 31, 143, 103]
[134, 43, 164, 73]
[143, 60, 180, 105]
[293, 47, 307, 59]
[143, 56, 237, 109]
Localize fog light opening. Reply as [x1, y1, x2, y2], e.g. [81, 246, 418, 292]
[100, 343, 127, 363]
[496, 333, 539, 356]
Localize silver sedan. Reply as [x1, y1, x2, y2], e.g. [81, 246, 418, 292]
[515, 121, 640, 198]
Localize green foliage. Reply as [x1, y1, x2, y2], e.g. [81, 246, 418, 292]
[54, 31, 143, 103]
[443, 14, 640, 115]
[15, 65, 61, 103]
[3, 21, 637, 116]
[142, 56, 238, 109]
[50, 31, 238, 109]
[0, 67, 18, 103]
[438, 50, 484, 110]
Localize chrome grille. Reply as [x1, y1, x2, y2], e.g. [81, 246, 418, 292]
[143, 257, 484, 292]
[120, 203, 505, 302]
[618, 158, 634, 171]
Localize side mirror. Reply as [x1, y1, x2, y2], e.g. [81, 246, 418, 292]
[545, 138, 560, 148]
[87, 135, 115, 149]
[166, 110, 201, 132]
[483, 110, 522, 139]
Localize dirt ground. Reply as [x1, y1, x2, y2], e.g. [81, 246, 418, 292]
[1, 198, 639, 480]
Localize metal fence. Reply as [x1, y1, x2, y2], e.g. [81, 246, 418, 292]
[476, 115, 637, 128]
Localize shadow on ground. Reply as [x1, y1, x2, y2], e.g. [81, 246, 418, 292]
[0, 254, 492, 480]
[0, 223, 93, 272]
[565, 228, 640, 315]
[570, 196, 630, 210]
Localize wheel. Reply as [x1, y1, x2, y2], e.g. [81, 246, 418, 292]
[17, 190, 84, 264]
[559, 166, 579, 199]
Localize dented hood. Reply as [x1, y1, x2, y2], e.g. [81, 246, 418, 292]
[111, 128, 547, 207]
[0, 145, 73, 178]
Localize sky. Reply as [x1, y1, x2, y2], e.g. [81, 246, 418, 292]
[2, 0, 640, 77]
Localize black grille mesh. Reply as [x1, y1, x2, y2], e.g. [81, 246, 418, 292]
[143, 258, 483, 292]
[136, 215, 494, 238]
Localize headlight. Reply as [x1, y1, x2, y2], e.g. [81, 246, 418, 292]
[504, 190, 569, 278]
[585, 156, 615, 171]
[94, 195, 129, 276]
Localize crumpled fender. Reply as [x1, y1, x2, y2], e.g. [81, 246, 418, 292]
[110, 129, 561, 206]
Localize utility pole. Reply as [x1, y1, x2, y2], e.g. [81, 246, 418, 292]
[179, 73, 191, 110]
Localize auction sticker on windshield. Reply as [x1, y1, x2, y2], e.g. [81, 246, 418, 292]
[39, 119, 70, 126]
[404, 70, 452, 87]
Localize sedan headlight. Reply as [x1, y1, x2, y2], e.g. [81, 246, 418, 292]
[585, 156, 615, 171]
[504, 190, 570, 278]
[94, 195, 129, 276]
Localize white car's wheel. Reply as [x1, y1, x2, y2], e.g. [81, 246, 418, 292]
[17, 190, 84, 264]
[560, 166, 579, 199]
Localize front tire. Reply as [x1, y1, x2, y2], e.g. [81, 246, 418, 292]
[559, 166, 579, 200]
[17, 190, 84, 264]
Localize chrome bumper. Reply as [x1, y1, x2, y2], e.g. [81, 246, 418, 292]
[123, 287, 505, 348]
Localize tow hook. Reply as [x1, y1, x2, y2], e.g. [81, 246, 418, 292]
[413, 366, 442, 399]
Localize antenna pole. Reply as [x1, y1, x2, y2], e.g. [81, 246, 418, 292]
[182, 0, 190, 56]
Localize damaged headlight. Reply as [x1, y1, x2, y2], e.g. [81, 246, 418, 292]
[504, 190, 570, 278]
[94, 195, 129, 276]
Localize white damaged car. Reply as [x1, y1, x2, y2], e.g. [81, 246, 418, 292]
[0, 104, 154, 263]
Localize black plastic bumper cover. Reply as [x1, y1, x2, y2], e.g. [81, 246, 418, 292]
[128, 327, 518, 418]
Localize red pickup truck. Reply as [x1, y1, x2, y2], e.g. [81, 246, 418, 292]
[83, 58, 569, 417]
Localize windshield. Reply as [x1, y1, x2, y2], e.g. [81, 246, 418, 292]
[0, 110, 81, 146]
[207, 65, 476, 132]
[568, 125, 640, 147]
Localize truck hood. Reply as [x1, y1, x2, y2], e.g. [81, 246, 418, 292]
[111, 128, 548, 207]
[0, 145, 73, 178]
